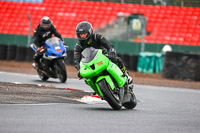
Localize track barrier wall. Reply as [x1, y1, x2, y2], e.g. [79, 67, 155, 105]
[0, 44, 138, 72]
[7, 45, 17, 60]
[0, 34, 200, 81]
[162, 52, 200, 81]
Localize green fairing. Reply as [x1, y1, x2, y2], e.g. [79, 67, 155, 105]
[106, 61, 127, 87]
[80, 50, 109, 79]
[80, 49, 127, 97]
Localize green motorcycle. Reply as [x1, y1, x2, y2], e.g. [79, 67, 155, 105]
[80, 47, 137, 110]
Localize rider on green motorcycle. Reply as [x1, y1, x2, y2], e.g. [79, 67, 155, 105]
[74, 21, 133, 84]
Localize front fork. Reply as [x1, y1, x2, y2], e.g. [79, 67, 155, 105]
[122, 83, 134, 104]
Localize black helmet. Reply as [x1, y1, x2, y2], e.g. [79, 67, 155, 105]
[76, 21, 93, 41]
[40, 16, 51, 30]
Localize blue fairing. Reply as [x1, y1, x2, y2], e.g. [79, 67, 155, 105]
[44, 37, 66, 57]
[30, 37, 67, 58]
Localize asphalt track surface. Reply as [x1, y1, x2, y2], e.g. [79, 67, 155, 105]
[0, 71, 200, 133]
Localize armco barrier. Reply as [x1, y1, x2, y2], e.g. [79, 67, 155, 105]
[162, 52, 200, 81]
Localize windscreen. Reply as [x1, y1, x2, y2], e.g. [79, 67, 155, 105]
[81, 47, 98, 63]
[46, 37, 60, 46]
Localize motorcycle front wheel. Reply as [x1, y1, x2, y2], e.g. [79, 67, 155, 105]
[54, 59, 67, 83]
[98, 79, 122, 110]
[37, 71, 49, 81]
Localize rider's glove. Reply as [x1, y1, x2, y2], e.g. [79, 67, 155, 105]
[37, 47, 42, 51]
[36, 47, 42, 54]
[108, 48, 116, 58]
[37, 47, 47, 55]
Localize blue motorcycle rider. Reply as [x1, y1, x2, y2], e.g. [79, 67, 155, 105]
[32, 16, 64, 70]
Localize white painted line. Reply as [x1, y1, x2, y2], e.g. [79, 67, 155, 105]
[12, 82, 22, 84]
[78, 95, 106, 104]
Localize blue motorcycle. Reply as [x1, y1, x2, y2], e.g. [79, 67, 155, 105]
[30, 37, 67, 83]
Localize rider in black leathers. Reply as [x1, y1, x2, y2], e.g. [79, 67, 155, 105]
[74, 21, 133, 84]
[32, 16, 64, 69]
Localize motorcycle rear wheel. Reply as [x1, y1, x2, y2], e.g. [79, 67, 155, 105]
[98, 79, 122, 110]
[55, 59, 67, 83]
[123, 93, 137, 109]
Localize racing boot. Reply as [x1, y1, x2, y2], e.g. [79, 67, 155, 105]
[33, 53, 43, 71]
[120, 66, 133, 84]
[32, 62, 39, 70]
[128, 83, 134, 94]
[125, 70, 133, 84]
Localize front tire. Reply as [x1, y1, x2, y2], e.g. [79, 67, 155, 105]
[37, 71, 49, 81]
[98, 79, 122, 110]
[55, 59, 67, 83]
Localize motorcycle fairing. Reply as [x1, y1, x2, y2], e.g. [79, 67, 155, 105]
[106, 61, 127, 88]
[80, 50, 109, 79]
[45, 37, 66, 57]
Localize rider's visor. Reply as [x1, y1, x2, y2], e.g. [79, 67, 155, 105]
[42, 24, 51, 29]
[80, 33, 88, 39]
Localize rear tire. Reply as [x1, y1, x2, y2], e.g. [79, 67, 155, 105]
[55, 59, 67, 83]
[123, 93, 137, 109]
[98, 79, 122, 110]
